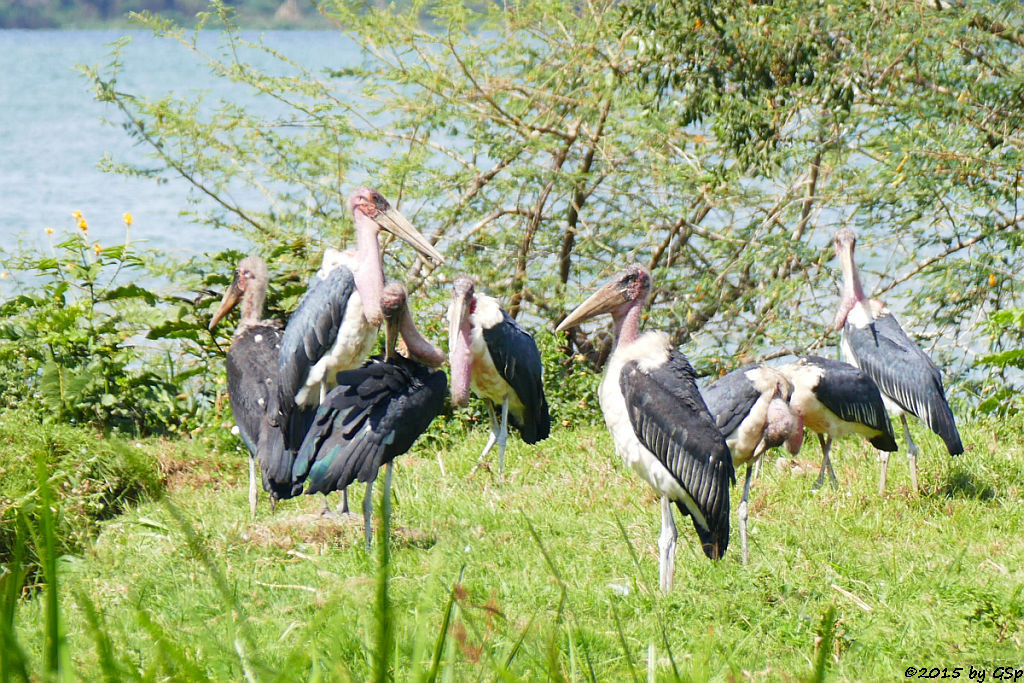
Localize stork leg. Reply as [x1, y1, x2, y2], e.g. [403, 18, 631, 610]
[878, 448, 890, 496]
[248, 456, 258, 518]
[496, 396, 510, 475]
[658, 495, 677, 593]
[739, 463, 754, 565]
[813, 434, 837, 490]
[479, 401, 499, 459]
[901, 413, 919, 494]
[362, 479, 375, 551]
[336, 488, 350, 515]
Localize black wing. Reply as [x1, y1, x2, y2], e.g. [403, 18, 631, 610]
[621, 349, 734, 560]
[293, 357, 447, 496]
[481, 311, 550, 444]
[701, 364, 760, 440]
[805, 356, 897, 451]
[844, 315, 961, 454]
[225, 324, 281, 454]
[277, 266, 356, 409]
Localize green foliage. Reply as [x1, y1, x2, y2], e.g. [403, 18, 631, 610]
[0, 411, 163, 577]
[976, 307, 1024, 416]
[0, 216, 208, 434]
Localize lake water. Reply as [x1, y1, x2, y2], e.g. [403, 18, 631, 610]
[0, 29, 357, 259]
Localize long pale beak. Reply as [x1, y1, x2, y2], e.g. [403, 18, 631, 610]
[209, 279, 241, 331]
[383, 311, 401, 362]
[377, 206, 445, 265]
[556, 281, 626, 332]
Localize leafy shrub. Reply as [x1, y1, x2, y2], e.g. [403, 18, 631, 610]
[0, 410, 164, 573]
[976, 308, 1024, 417]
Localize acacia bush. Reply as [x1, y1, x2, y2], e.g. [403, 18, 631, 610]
[78, 0, 1020, 405]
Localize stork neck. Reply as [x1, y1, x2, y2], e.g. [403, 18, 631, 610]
[400, 308, 445, 367]
[834, 244, 867, 330]
[239, 283, 266, 329]
[613, 298, 643, 347]
[353, 213, 385, 325]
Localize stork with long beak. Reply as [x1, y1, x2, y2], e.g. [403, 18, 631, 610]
[832, 228, 962, 494]
[292, 282, 447, 549]
[273, 187, 444, 500]
[208, 256, 291, 516]
[557, 264, 733, 591]
[447, 275, 550, 475]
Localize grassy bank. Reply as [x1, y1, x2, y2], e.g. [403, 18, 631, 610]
[6, 412, 1024, 680]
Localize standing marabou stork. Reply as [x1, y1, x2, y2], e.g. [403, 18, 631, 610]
[556, 264, 733, 590]
[208, 256, 292, 516]
[776, 356, 898, 489]
[702, 364, 801, 564]
[292, 282, 447, 549]
[275, 187, 444, 500]
[832, 228, 963, 494]
[448, 275, 550, 474]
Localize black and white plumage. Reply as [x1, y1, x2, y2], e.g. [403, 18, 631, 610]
[292, 282, 447, 549]
[208, 256, 292, 515]
[777, 356, 898, 489]
[448, 275, 550, 474]
[703, 364, 800, 564]
[274, 188, 445, 499]
[557, 264, 733, 590]
[833, 228, 962, 494]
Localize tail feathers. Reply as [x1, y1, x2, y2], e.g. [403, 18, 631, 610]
[256, 418, 298, 501]
[677, 500, 728, 561]
[870, 432, 898, 452]
[924, 402, 963, 456]
[512, 396, 551, 445]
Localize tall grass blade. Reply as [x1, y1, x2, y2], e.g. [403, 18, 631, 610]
[807, 605, 837, 683]
[33, 452, 72, 682]
[0, 515, 30, 683]
[425, 566, 464, 683]
[136, 607, 212, 680]
[614, 516, 680, 681]
[610, 601, 641, 683]
[74, 589, 126, 682]
[374, 481, 394, 683]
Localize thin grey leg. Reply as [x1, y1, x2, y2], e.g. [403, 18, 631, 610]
[658, 496, 677, 594]
[813, 434, 837, 490]
[901, 413, 919, 494]
[248, 456, 258, 518]
[739, 463, 754, 565]
[363, 479, 375, 551]
[497, 396, 510, 475]
[336, 488, 350, 515]
[480, 401, 499, 459]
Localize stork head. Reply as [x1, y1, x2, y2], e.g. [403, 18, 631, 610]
[764, 396, 801, 452]
[556, 263, 650, 333]
[832, 227, 866, 330]
[380, 282, 408, 362]
[209, 255, 269, 331]
[348, 187, 445, 265]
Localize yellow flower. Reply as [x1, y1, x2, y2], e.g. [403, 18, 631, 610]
[72, 210, 82, 220]
[0, 272, 8, 280]
[93, 243, 102, 256]
[989, 273, 997, 287]
[78, 218, 88, 232]
[45, 227, 54, 235]
[123, 212, 133, 227]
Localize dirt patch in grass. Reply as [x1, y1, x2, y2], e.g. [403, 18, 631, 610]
[242, 512, 435, 551]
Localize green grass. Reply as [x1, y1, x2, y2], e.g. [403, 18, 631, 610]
[5, 413, 1024, 680]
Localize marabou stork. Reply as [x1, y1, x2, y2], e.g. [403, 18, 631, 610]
[776, 356, 898, 489]
[556, 264, 733, 590]
[208, 256, 292, 516]
[275, 187, 444, 499]
[448, 275, 550, 474]
[292, 282, 447, 549]
[832, 228, 963, 494]
[702, 364, 801, 564]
